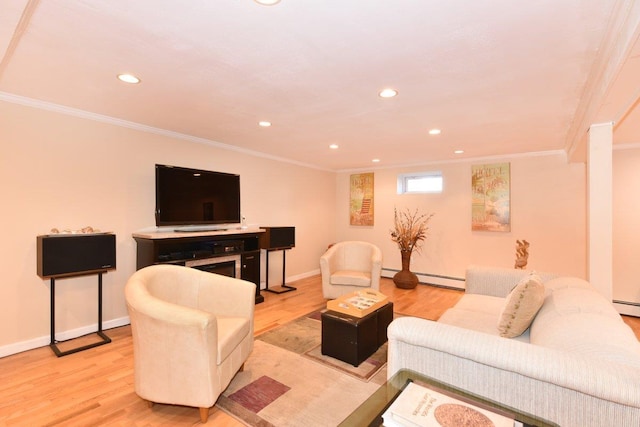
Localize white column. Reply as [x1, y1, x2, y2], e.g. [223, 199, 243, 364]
[587, 122, 613, 300]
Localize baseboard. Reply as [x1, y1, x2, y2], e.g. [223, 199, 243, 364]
[259, 268, 320, 290]
[382, 268, 465, 290]
[613, 301, 640, 318]
[0, 316, 131, 358]
[288, 268, 320, 283]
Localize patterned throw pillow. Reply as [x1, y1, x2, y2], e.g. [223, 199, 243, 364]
[498, 274, 545, 338]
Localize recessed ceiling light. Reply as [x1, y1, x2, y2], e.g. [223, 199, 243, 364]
[378, 88, 397, 98]
[254, 0, 281, 5]
[429, 129, 441, 135]
[372, 158, 381, 163]
[454, 150, 464, 154]
[329, 144, 339, 149]
[117, 73, 140, 84]
[258, 121, 272, 127]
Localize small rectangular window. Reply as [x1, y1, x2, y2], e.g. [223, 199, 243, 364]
[398, 172, 443, 194]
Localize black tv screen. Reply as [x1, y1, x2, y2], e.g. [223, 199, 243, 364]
[155, 164, 241, 227]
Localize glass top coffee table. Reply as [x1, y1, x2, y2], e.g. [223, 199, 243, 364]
[338, 369, 558, 427]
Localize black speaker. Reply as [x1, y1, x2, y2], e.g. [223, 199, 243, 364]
[37, 234, 116, 278]
[260, 226, 295, 250]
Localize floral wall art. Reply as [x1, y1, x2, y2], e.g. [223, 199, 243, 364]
[471, 163, 511, 232]
[350, 172, 374, 226]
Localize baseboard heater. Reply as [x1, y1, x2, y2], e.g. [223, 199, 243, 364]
[613, 300, 640, 318]
[381, 268, 465, 290]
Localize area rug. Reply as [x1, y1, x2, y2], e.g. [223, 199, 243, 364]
[215, 311, 388, 426]
[257, 310, 388, 382]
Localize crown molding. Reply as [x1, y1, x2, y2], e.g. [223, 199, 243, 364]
[337, 149, 568, 174]
[0, 91, 331, 172]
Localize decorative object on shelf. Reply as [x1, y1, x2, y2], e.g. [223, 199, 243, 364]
[49, 226, 101, 235]
[390, 208, 434, 289]
[350, 172, 374, 226]
[471, 162, 511, 232]
[514, 239, 530, 269]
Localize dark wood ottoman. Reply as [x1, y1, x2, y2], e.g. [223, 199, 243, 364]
[321, 302, 393, 367]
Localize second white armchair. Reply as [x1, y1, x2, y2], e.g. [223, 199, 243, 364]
[320, 241, 383, 299]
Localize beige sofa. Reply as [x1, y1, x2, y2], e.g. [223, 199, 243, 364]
[387, 266, 640, 427]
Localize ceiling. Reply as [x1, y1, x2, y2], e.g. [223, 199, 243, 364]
[1, 0, 640, 171]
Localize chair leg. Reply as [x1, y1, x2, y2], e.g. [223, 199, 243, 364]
[199, 407, 209, 423]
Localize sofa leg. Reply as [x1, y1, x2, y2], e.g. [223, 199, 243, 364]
[199, 407, 209, 423]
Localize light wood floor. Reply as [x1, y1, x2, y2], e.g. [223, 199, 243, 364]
[1, 276, 638, 426]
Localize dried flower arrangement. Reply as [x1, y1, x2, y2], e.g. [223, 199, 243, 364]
[390, 208, 434, 253]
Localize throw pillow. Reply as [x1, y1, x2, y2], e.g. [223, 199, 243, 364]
[497, 274, 545, 338]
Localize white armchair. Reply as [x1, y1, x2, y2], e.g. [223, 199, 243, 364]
[124, 264, 255, 423]
[320, 241, 383, 299]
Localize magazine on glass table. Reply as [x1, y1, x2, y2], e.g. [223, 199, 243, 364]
[382, 380, 524, 427]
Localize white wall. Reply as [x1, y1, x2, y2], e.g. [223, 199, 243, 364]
[0, 100, 336, 354]
[613, 146, 640, 315]
[0, 97, 598, 356]
[335, 153, 587, 284]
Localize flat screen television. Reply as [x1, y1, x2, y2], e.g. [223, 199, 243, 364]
[155, 164, 241, 227]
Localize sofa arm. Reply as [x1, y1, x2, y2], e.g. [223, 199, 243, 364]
[388, 317, 640, 427]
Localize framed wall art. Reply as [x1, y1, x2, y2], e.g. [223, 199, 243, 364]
[350, 173, 374, 226]
[471, 163, 511, 232]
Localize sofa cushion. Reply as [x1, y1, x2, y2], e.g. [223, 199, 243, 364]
[532, 312, 640, 368]
[438, 294, 531, 342]
[497, 274, 544, 338]
[538, 278, 622, 319]
[543, 275, 595, 295]
[531, 282, 640, 368]
[451, 293, 505, 316]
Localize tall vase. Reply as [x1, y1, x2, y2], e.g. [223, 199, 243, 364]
[393, 250, 419, 289]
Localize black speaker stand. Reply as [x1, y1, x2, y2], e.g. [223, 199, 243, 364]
[264, 248, 297, 294]
[49, 271, 112, 357]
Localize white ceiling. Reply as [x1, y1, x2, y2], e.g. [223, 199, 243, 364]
[1, 0, 639, 171]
